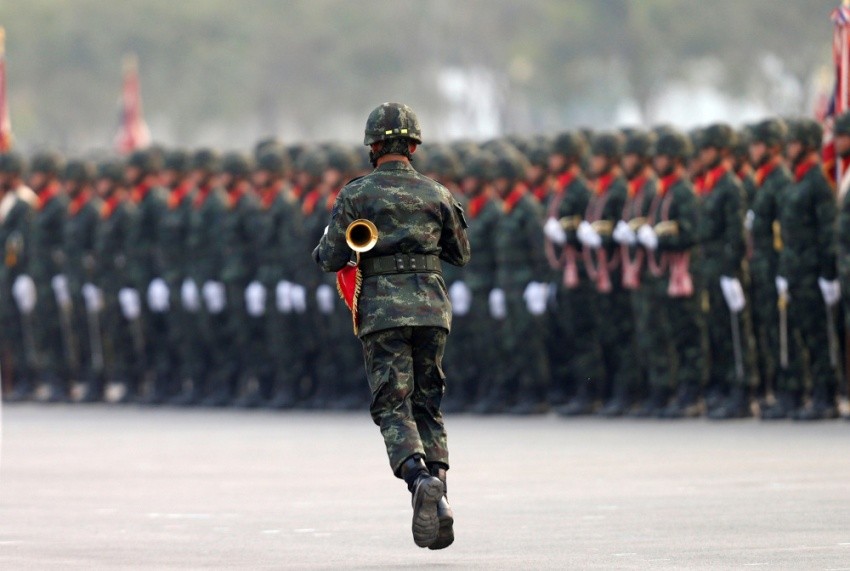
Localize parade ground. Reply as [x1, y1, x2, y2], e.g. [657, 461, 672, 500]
[1, 404, 849, 570]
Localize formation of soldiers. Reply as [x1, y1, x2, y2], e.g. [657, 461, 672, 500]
[2, 114, 850, 420]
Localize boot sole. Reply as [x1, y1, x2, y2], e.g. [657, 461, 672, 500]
[428, 513, 454, 550]
[411, 477, 443, 548]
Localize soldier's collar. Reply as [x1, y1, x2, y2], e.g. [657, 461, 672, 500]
[375, 160, 413, 172]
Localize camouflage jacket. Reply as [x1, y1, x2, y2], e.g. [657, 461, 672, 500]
[837, 175, 850, 290]
[463, 193, 501, 292]
[780, 160, 837, 283]
[697, 166, 746, 278]
[159, 183, 195, 287]
[188, 186, 227, 285]
[751, 160, 791, 272]
[0, 187, 35, 286]
[128, 183, 168, 289]
[95, 197, 137, 294]
[29, 183, 69, 283]
[313, 160, 471, 337]
[494, 183, 546, 290]
[220, 184, 262, 287]
[257, 185, 305, 287]
[63, 194, 102, 289]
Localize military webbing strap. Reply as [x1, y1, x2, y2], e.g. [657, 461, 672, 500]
[360, 253, 442, 277]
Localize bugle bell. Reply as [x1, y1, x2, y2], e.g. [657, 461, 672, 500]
[345, 219, 379, 253]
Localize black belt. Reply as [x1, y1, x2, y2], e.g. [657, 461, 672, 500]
[360, 254, 442, 277]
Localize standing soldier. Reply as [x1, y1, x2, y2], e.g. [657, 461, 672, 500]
[609, 129, 657, 415]
[834, 113, 850, 420]
[1, 153, 37, 401]
[125, 150, 170, 404]
[313, 102, 470, 549]
[633, 130, 706, 417]
[159, 150, 197, 405]
[745, 119, 794, 419]
[695, 124, 757, 419]
[489, 148, 550, 414]
[777, 119, 841, 420]
[28, 152, 71, 402]
[62, 160, 102, 401]
[543, 132, 602, 414]
[93, 160, 140, 402]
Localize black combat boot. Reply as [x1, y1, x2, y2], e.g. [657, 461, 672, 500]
[5, 377, 35, 402]
[468, 388, 511, 415]
[794, 385, 838, 421]
[660, 382, 702, 419]
[139, 374, 171, 406]
[507, 386, 550, 415]
[426, 463, 454, 550]
[556, 379, 595, 417]
[116, 378, 140, 404]
[628, 386, 671, 418]
[169, 381, 201, 406]
[399, 455, 443, 548]
[708, 386, 752, 420]
[43, 375, 69, 404]
[79, 375, 105, 403]
[597, 385, 632, 418]
[760, 389, 801, 420]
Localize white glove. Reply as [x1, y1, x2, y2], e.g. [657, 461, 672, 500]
[577, 220, 601, 249]
[82, 283, 104, 313]
[719, 276, 746, 313]
[51, 274, 71, 306]
[323, 225, 329, 236]
[202, 280, 226, 314]
[290, 284, 308, 314]
[613, 220, 636, 246]
[181, 278, 200, 312]
[245, 280, 267, 317]
[523, 282, 548, 316]
[488, 288, 507, 320]
[449, 281, 472, 316]
[118, 288, 141, 320]
[775, 276, 789, 298]
[275, 280, 293, 313]
[637, 224, 658, 251]
[316, 284, 335, 315]
[818, 277, 841, 307]
[12, 274, 36, 314]
[543, 217, 567, 245]
[745, 210, 755, 232]
[147, 278, 170, 313]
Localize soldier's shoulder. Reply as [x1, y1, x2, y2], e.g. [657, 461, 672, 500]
[14, 185, 38, 207]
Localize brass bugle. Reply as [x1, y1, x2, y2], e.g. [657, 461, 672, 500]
[345, 219, 379, 253]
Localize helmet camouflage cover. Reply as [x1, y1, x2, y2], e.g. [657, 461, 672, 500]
[364, 102, 423, 146]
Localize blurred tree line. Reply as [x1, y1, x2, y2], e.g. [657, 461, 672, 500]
[0, 0, 838, 151]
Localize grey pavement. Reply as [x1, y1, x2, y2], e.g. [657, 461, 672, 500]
[1, 404, 849, 570]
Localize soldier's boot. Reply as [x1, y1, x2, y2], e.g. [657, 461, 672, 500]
[628, 386, 671, 418]
[169, 383, 202, 407]
[440, 389, 468, 414]
[661, 382, 703, 419]
[79, 376, 105, 403]
[116, 379, 140, 404]
[426, 463, 454, 551]
[708, 386, 752, 420]
[267, 379, 298, 410]
[760, 389, 801, 420]
[5, 377, 35, 402]
[556, 380, 595, 417]
[794, 385, 838, 421]
[399, 455, 443, 548]
[233, 376, 265, 409]
[139, 374, 171, 406]
[43, 375, 69, 404]
[507, 386, 550, 416]
[468, 386, 511, 415]
[597, 385, 632, 418]
[200, 369, 235, 408]
[703, 384, 727, 415]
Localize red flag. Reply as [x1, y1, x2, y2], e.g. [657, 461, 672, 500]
[823, 2, 850, 187]
[0, 28, 13, 152]
[114, 54, 150, 155]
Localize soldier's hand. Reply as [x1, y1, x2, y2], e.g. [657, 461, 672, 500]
[118, 288, 142, 320]
[245, 281, 267, 317]
[290, 284, 308, 314]
[181, 279, 201, 312]
[147, 278, 170, 313]
[613, 220, 636, 246]
[637, 225, 658, 251]
[544, 217, 567, 245]
[12, 274, 37, 315]
[488, 288, 507, 320]
[719, 276, 746, 313]
[275, 281, 293, 313]
[316, 284, 335, 314]
[577, 221, 601, 249]
[51, 274, 71, 307]
[449, 281, 472, 316]
[523, 282, 548, 316]
[82, 283, 104, 313]
[775, 276, 789, 299]
[818, 277, 841, 307]
[202, 281, 226, 314]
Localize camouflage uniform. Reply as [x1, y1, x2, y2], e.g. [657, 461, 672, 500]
[313, 157, 470, 474]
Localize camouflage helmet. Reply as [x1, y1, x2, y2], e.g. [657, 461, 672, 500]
[126, 148, 163, 174]
[699, 123, 736, 151]
[787, 118, 823, 149]
[163, 149, 191, 175]
[551, 131, 587, 159]
[30, 151, 64, 176]
[221, 152, 253, 178]
[654, 130, 693, 161]
[97, 159, 125, 184]
[325, 144, 357, 173]
[591, 132, 624, 160]
[493, 149, 529, 181]
[256, 149, 289, 177]
[834, 112, 850, 137]
[62, 159, 96, 184]
[750, 118, 788, 147]
[254, 137, 283, 161]
[464, 150, 496, 181]
[296, 147, 328, 179]
[623, 130, 655, 158]
[191, 149, 222, 174]
[426, 146, 462, 180]
[363, 102, 423, 145]
[526, 140, 552, 167]
[0, 151, 26, 176]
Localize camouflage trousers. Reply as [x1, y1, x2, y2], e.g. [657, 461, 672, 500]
[645, 279, 707, 391]
[703, 270, 758, 390]
[784, 276, 839, 393]
[593, 284, 638, 401]
[496, 287, 549, 399]
[564, 280, 605, 398]
[465, 289, 502, 402]
[361, 326, 448, 476]
[750, 257, 780, 394]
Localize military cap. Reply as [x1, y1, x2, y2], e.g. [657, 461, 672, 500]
[654, 130, 693, 161]
[591, 132, 624, 159]
[0, 151, 26, 176]
[699, 123, 736, 151]
[62, 159, 96, 184]
[325, 144, 356, 173]
[492, 148, 529, 181]
[30, 151, 64, 176]
[163, 149, 191, 174]
[787, 118, 823, 149]
[296, 148, 328, 179]
[364, 102, 422, 145]
[191, 149, 222, 174]
[126, 149, 163, 174]
[751, 118, 788, 147]
[526, 141, 551, 167]
[834, 112, 850, 137]
[464, 150, 496, 181]
[254, 137, 283, 161]
[623, 130, 655, 158]
[97, 159, 125, 183]
[551, 131, 587, 159]
[256, 149, 289, 177]
[426, 146, 462, 180]
[221, 152, 253, 178]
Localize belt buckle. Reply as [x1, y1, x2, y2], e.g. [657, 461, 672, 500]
[395, 254, 405, 271]
[409, 255, 417, 270]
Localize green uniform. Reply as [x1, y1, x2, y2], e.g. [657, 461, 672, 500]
[313, 159, 470, 474]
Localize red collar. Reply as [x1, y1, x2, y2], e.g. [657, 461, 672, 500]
[101, 195, 122, 219]
[131, 182, 152, 203]
[555, 168, 579, 193]
[698, 162, 730, 196]
[503, 183, 527, 213]
[794, 157, 820, 182]
[228, 181, 250, 209]
[595, 169, 620, 196]
[68, 191, 91, 216]
[532, 184, 548, 202]
[468, 193, 490, 219]
[194, 184, 213, 209]
[659, 174, 680, 197]
[168, 180, 193, 209]
[302, 189, 321, 215]
[326, 188, 340, 211]
[627, 170, 651, 199]
[37, 182, 61, 210]
[755, 157, 782, 187]
[736, 164, 753, 181]
[261, 181, 284, 209]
